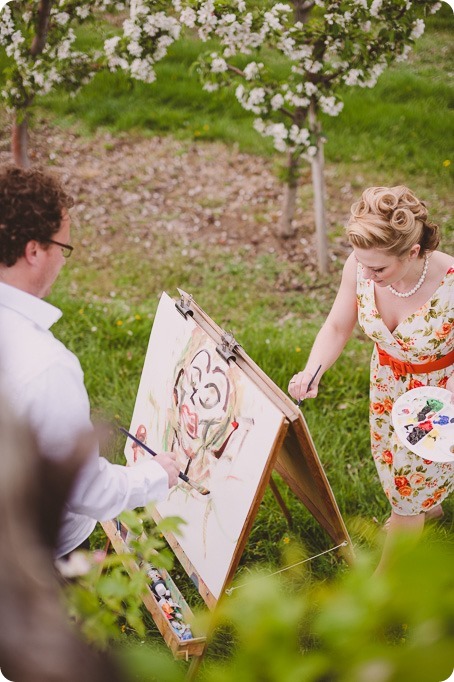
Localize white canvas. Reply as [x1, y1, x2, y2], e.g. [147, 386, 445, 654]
[126, 292, 285, 599]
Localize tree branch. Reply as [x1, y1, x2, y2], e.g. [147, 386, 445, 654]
[291, 0, 316, 23]
[30, 0, 53, 58]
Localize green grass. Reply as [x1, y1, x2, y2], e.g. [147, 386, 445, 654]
[42, 34, 272, 152]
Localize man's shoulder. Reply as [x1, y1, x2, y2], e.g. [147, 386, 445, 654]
[0, 306, 81, 381]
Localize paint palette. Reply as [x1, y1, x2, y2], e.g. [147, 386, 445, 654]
[392, 386, 454, 462]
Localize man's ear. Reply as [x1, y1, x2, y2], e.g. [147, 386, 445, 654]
[23, 240, 41, 264]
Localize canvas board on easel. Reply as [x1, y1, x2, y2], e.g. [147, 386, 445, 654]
[125, 292, 286, 605]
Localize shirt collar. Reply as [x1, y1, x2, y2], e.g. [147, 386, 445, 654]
[0, 282, 62, 330]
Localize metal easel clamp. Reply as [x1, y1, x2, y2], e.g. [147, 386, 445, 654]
[216, 331, 239, 363]
[175, 292, 194, 319]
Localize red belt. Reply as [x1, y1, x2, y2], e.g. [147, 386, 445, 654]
[376, 345, 454, 378]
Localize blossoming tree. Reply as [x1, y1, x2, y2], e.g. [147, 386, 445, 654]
[1, 0, 107, 166]
[103, 0, 181, 84]
[175, 0, 441, 271]
[0, 0, 180, 167]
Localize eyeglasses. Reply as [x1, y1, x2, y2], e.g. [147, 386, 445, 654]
[43, 239, 74, 259]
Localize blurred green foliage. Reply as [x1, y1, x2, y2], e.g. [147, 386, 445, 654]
[109, 530, 454, 682]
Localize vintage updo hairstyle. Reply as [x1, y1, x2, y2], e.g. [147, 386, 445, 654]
[346, 185, 439, 258]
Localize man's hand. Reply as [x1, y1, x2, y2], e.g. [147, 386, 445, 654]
[154, 451, 179, 488]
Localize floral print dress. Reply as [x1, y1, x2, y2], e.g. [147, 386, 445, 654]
[357, 263, 454, 515]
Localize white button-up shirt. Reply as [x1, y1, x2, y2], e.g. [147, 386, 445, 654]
[0, 282, 168, 557]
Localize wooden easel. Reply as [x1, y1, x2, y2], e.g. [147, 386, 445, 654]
[102, 289, 353, 670]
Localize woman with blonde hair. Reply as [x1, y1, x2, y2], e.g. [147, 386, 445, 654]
[289, 186, 453, 572]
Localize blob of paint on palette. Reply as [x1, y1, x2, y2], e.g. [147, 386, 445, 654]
[392, 386, 454, 463]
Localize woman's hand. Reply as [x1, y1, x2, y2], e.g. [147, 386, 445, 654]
[288, 369, 321, 401]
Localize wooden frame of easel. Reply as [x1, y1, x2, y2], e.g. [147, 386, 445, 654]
[102, 289, 353, 671]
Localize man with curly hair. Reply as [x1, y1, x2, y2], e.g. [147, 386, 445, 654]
[0, 165, 179, 558]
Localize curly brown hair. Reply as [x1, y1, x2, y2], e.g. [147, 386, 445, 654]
[0, 165, 74, 267]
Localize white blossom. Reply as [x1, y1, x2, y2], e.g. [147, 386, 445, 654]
[285, 90, 310, 108]
[289, 125, 310, 145]
[395, 44, 412, 63]
[127, 40, 143, 58]
[270, 93, 284, 110]
[318, 95, 343, 116]
[369, 0, 383, 18]
[263, 122, 288, 152]
[104, 36, 121, 56]
[253, 117, 266, 134]
[211, 57, 228, 73]
[305, 82, 318, 96]
[130, 57, 156, 83]
[197, 1, 218, 37]
[304, 59, 322, 74]
[54, 12, 71, 26]
[75, 6, 91, 20]
[344, 68, 363, 86]
[243, 61, 263, 80]
[180, 8, 197, 27]
[11, 30, 24, 46]
[235, 84, 245, 100]
[410, 19, 425, 40]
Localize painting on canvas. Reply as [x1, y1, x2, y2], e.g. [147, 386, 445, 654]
[125, 292, 285, 600]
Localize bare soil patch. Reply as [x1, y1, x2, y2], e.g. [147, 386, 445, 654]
[0, 118, 354, 286]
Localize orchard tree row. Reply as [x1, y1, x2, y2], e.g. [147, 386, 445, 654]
[0, 0, 442, 270]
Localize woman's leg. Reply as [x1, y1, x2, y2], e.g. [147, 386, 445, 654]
[375, 510, 425, 575]
[382, 502, 443, 530]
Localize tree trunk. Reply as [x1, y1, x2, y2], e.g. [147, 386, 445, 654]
[279, 181, 298, 238]
[12, 113, 30, 168]
[292, 0, 315, 23]
[31, 0, 53, 57]
[9, 0, 52, 166]
[309, 102, 328, 274]
[278, 151, 299, 238]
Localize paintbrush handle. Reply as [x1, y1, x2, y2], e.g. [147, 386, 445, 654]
[306, 364, 322, 392]
[119, 426, 158, 457]
[297, 364, 322, 406]
[120, 426, 204, 490]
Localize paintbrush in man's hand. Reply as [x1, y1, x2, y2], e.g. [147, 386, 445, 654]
[119, 427, 210, 496]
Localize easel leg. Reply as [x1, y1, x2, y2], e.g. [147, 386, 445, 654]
[186, 650, 204, 682]
[269, 476, 293, 528]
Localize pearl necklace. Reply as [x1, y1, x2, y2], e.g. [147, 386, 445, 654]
[387, 255, 429, 298]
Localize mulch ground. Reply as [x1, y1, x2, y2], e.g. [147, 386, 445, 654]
[0, 116, 355, 286]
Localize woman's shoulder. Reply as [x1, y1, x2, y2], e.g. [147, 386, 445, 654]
[342, 251, 359, 278]
[429, 250, 453, 274]
[343, 250, 357, 270]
